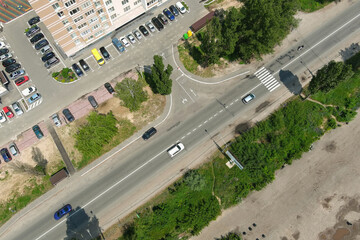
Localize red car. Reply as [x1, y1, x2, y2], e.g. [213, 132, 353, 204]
[3, 106, 14, 119]
[15, 76, 29, 86]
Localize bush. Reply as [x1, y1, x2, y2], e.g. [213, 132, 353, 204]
[52, 72, 59, 78]
[115, 78, 148, 112]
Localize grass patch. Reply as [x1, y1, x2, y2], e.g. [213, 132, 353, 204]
[52, 68, 78, 83]
[299, 0, 334, 12]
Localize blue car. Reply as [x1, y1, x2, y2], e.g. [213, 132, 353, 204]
[54, 204, 72, 220]
[163, 8, 175, 21]
[112, 38, 125, 52]
[28, 93, 41, 104]
[32, 125, 44, 139]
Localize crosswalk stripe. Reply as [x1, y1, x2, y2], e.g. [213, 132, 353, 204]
[254, 67, 280, 92]
[254, 67, 265, 75]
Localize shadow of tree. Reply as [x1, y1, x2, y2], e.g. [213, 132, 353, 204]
[278, 70, 302, 95]
[340, 43, 360, 62]
[183, 40, 207, 68]
[64, 207, 104, 240]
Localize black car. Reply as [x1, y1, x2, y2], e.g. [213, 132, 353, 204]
[32, 125, 44, 139]
[26, 25, 40, 38]
[158, 14, 168, 25]
[2, 58, 16, 67]
[0, 48, 9, 56]
[104, 82, 115, 94]
[99, 47, 110, 60]
[79, 59, 90, 72]
[28, 16, 40, 26]
[62, 108, 75, 122]
[35, 39, 49, 50]
[169, 5, 179, 16]
[30, 33, 44, 44]
[72, 63, 84, 77]
[139, 25, 149, 36]
[88, 96, 98, 109]
[5, 63, 21, 73]
[41, 52, 55, 62]
[151, 17, 164, 31]
[142, 127, 157, 140]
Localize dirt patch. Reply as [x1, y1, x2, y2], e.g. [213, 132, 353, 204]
[324, 141, 337, 153]
[207, 0, 243, 11]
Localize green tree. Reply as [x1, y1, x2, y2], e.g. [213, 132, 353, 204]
[184, 169, 207, 191]
[200, 17, 222, 65]
[115, 78, 148, 112]
[309, 61, 354, 94]
[217, 232, 242, 240]
[221, 7, 243, 57]
[149, 55, 173, 95]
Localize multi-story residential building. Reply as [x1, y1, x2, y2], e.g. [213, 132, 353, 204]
[28, 0, 161, 57]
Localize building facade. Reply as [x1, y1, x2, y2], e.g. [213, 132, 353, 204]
[28, 0, 161, 57]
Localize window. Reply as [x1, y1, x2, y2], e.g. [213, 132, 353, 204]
[110, 13, 116, 19]
[82, 1, 91, 9]
[100, 16, 107, 22]
[85, 9, 95, 16]
[103, 23, 109, 29]
[74, 15, 83, 23]
[108, 7, 115, 12]
[57, 11, 64, 17]
[147, 0, 157, 6]
[97, 9, 104, 14]
[89, 16, 98, 24]
[69, 7, 80, 16]
[77, 22, 87, 29]
[94, 30, 104, 37]
[75, 39, 81, 45]
[124, 6, 130, 12]
[66, 26, 73, 32]
[91, 24, 100, 30]
[64, 0, 76, 7]
[105, 0, 112, 5]
[121, 0, 129, 5]
[62, 19, 69, 25]
[70, 33, 77, 39]
[134, 0, 141, 5]
[52, 3, 60, 10]
[81, 29, 91, 36]
[87, 35, 94, 41]
[94, 1, 101, 7]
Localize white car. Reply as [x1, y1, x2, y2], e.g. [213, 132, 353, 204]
[11, 102, 23, 116]
[52, 113, 62, 127]
[21, 86, 37, 97]
[133, 30, 142, 40]
[120, 37, 130, 47]
[127, 34, 136, 44]
[0, 111, 6, 123]
[146, 22, 156, 32]
[0, 41, 6, 49]
[0, 53, 12, 61]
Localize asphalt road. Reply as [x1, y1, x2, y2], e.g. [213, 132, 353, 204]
[1, 1, 360, 240]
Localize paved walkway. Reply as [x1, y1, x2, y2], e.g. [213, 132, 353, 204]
[0, 0, 31, 23]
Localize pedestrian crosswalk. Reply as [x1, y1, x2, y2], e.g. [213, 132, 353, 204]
[254, 67, 280, 92]
[27, 98, 43, 110]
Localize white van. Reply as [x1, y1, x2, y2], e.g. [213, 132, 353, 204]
[167, 142, 185, 157]
[175, 2, 186, 14]
[22, 86, 37, 97]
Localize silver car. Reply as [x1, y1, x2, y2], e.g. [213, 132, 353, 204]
[11, 102, 23, 116]
[0, 53, 12, 61]
[127, 34, 136, 44]
[9, 69, 25, 80]
[133, 30, 142, 40]
[52, 113, 62, 127]
[9, 143, 19, 156]
[146, 22, 156, 32]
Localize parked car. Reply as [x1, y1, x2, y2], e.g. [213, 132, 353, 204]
[15, 76, 29, 86]
[11, 102, 23, 116]
[9, 69, 25, 80]
[30, 33, 44, 44]
[0, 148, 12, 162]
[9, 143, 19, 156]
[158, 13, 168, 25]
[54, 204, 72, 220]
[139, 25, 149, 36]
[0, 53, 12, 61]
[62, 108, 75, 122]
[79, 59, 90, 72]
[5, 63, 21, 73]
[44, 57, 59, 69]
[242, 93, 255, 104]
[100, 47, 110, 60]
[0, 41, 6, 49]
[120, 37, 130, 47]
[133, 30, 142, 40]
[32, 125, 44, 139]
[104, 82, 115, 94]
[52, 113, 62, 127]
[88, 95, 98, 109]
[175, 2, 186, 14]
[21, 86, 36, 97]
[169, 5, 179, 16]
[72, 63, 84, 77]
[28, 93, 41, 104]
[142, 127, 157, 140]
[28, 16, 40, 26]
[3, 106, 14, 119]
[0, 111, 6, 123]
[112, 38, 125, 52]
[146, 22, 156, 33]
[163, 8, 175, 21]
[152, 17, 164, 31]
[0, 48, 9, 56]
[127, 34, 136, 44]
[40, 45, 52, 55]
[41, 52, 55, 62]
[2, 58, 16, 68]
[26, 25, 40, 38]
[35, 39, 49, 50]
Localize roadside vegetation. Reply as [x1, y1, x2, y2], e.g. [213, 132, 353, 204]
[105, 53, 360, 239]
[145, 55, 173, 95]
[52, 68, 78, 83]
[299, 0, 335, 12]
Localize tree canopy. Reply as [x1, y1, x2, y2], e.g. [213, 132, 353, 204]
[148, 55, 173, 95]
[115, 78, 148, 112]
